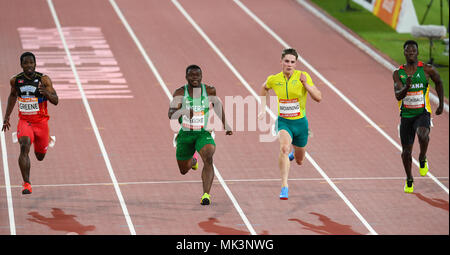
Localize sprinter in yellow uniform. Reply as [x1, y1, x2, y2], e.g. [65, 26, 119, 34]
[259, 48, 322, 200]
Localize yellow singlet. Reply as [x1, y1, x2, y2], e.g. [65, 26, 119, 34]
[265, 70, 314, 120]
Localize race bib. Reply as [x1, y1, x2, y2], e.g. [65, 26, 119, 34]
[279, 98, 300, 117]
[182, 111, 205, 130]
[403, 91, 424, 109]
[18, 98, 39, 115]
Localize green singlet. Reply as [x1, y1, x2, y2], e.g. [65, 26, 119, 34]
[176, 83, 215, 161]
[397, 61, 432, 118]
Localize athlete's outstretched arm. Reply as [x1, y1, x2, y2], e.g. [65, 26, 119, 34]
[2, 77, 18, 132]
[208, 86, 232, 135]
[39, 75, 58, 105]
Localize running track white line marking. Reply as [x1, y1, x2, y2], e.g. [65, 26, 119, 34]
[47, 0, 136, 235]
[0, 104, 16, 235]
[296, 0, 448, 113]
[233, 0, 449, 195]
[2, 176, 447, 189]
[109, 0, 257, 236]
[172, 0, 378, 235]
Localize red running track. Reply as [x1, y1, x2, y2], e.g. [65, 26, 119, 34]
[0, 0, 447, 235]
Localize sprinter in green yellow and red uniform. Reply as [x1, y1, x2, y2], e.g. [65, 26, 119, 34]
[2, 52, 59, 195]
[393, 40, 444, 193]
[259, 48, 322, 200]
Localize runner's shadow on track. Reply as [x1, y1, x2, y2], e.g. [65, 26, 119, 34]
[289, 212, 362, 235]
[414, 193, 449, 212]
[198, 217, 269, 235]
[27, 208, 96, 235]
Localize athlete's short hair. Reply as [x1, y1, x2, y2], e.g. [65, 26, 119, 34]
[403, 40, 418, 50]
[186, 64, 202, 75]
[281, 48, 298, 60]
[20, 52, 36, 64]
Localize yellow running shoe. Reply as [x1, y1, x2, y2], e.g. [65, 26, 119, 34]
[419, 160, 428, 176]
[192, 152, 199, 170]
[404, 180, 414, 193]
[200, 193, 211, 205]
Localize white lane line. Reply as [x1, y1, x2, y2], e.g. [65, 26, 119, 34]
[295, 0, 448, 113]
[233, 0, 449, 195]
[172, 0, 377, 235]
[109, 0, 257, 235]
[47, 0, 136, 235]
[0, 103, 16, 235]
[108, 1, 173, 101]
[2, 176, 447, 189]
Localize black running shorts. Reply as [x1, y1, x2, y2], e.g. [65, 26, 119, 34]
[399, 111, 430, 145]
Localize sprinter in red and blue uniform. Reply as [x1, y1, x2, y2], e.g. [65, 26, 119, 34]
[2, 52, 59, 194]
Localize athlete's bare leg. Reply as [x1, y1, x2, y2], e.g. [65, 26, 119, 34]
[278, 130, 292, 188]
[401, 144, 413, 180]
[417, 127, 430, 163]
[199, 144, 215, 194]
[35, 152, 46, 161]
[293, 145, 306, 166]
[18, 136, 31, 183]
[177, 157, 197, 175]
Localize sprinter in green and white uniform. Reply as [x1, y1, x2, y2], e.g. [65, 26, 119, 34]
[168, 65, 232, 205]
[393, 40, 444, 193]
